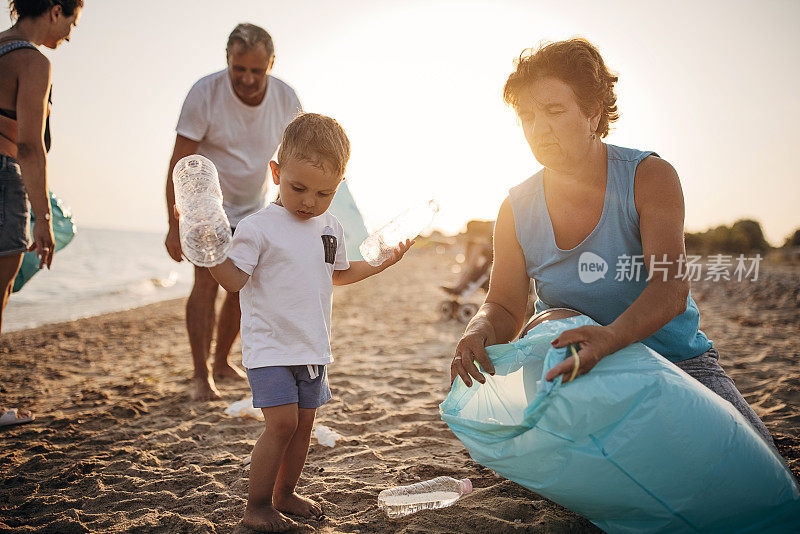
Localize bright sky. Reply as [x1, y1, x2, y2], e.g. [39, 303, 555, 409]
[3, 0, 798, 244]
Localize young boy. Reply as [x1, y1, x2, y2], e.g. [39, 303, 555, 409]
[209, 113, 412, 532]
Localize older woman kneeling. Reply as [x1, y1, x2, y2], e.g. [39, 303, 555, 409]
[451, 38, 773, 445]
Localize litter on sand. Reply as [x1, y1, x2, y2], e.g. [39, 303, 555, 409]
[224, 397, 264, 420]
[314, 425, 342, 447]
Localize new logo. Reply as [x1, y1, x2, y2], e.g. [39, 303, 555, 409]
[578, 252, 608, 283]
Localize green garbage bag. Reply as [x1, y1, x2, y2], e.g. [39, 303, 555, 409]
[441, 314, 800, 533]
[12, 192, 76, 293]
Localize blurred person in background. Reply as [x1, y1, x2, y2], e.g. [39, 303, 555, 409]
[441, 219, 494, 296]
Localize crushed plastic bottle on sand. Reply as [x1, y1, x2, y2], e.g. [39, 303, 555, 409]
[378, 476, 472, 517]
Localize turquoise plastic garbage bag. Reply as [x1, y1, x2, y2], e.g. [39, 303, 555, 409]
[440, 315, 800, 533]
[12, 192, 76, 293]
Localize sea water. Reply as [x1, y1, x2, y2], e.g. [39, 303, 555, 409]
[4, 228, 194, 332]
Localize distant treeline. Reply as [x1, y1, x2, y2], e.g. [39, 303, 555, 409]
[685, 219, 800, 254]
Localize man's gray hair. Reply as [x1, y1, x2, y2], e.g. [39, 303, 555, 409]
[226, 23, 274, 57]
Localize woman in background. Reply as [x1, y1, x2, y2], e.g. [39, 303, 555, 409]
[0, 0, 82, 427]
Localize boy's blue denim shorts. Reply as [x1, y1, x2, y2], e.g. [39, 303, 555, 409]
[0, 155, 31, 257]
[246, 364, 331, 409]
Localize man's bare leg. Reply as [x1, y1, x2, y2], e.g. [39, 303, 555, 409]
[212, 290, 246, 381]
[241, 404, 300, 532]
[186, 266, 221, 400]
[273, 408, 323, 518]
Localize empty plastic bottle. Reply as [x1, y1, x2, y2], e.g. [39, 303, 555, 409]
[377, 476, 472, 518]
[172, 154, 232, 267]
[359, 199, 439, 266]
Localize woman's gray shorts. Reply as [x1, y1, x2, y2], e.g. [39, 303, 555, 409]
[676, 347, 774, 446]
[0, 155, 30, 256]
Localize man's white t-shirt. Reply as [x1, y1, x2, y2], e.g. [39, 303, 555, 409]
[227, 204, 350, 369]
[176, 70, 302, 227]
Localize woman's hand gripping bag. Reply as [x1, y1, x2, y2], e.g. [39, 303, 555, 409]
[440, 315, 800, 533]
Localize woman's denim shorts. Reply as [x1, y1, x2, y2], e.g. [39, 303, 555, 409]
[0, 155, 30, 256]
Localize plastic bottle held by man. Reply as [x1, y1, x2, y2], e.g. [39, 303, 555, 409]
[360, 199, 439, 266]
[172, 155, 232, 267]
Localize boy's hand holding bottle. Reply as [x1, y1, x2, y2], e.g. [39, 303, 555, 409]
[359, 200, 437, 267]
[378, 238, 415, 270]
[331, 238, 414, 286]
[331, 199, 436, 285]
[172, 155, 232, 268]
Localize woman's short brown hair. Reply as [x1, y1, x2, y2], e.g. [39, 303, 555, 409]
[277, 113, 351, 178]
[503, 39, 619, 138]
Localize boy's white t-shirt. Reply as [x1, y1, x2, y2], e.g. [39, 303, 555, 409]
[227, 203, 349, 369]
[175, 70, 302, 227]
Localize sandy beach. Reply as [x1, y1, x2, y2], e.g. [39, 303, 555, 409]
[1, 250, 798, 533]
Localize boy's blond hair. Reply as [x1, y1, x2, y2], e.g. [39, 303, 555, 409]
[277, 113, 351, 178]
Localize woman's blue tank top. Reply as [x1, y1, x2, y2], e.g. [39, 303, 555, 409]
[509, 144, 712, 362]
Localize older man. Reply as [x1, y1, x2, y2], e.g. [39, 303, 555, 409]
[165, 23, 301, 401]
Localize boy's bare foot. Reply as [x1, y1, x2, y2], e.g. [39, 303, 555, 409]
[241, 505, 298, 532]
[274, 492, 323, 518]
[213, 362, 248, 381]
[191, 375, 222, 401]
